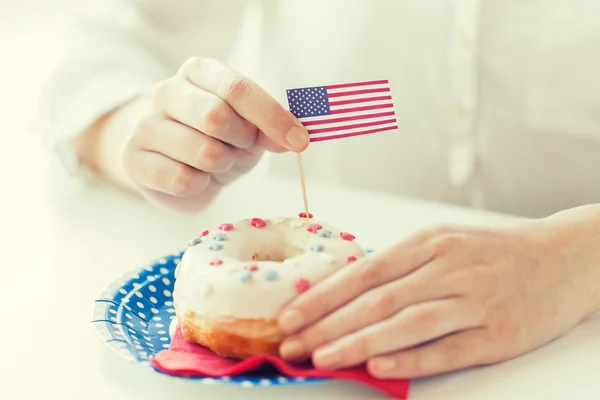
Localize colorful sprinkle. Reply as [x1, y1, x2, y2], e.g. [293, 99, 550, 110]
[340, 232, 356, 241]
[299, 212, 314, 218]
[309, 243, 325, 252]
[365, 248, 375, 254]
[307, 224, 323, 233]
[289, 219, 305, 228]
[347, 256, 358, 264]
[263, 270, 278, 280]
[188, 237, 202, 247]
[295, 278, 311, 293]
[244, 264, 259, 272]
[209, 259, 223, 266]
[201, 230, 209, 237]
[208, 243, 223, 251]
[212, 232, 227, 241]
[239, 271, 252, 282]
[251, 218, 267, 228]
[271, 217, 286, 224]
[219, 223, 234, 231]
[316, 229, 332, 238]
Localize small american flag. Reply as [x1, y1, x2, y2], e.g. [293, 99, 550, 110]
[286, 79, 397, 142]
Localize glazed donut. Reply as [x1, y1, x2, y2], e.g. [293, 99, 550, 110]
[172, 214, 365, 360]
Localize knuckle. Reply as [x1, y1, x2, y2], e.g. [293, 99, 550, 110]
[119, 143, 136, 175]
[221, 75, 253, 103]
[405, 354, 426, 376]
[261, 104, 287, 131]
[420, 223, 458, 240]
[179, 56, 205, 76]
[445, 267, 475, 287]
[429, 231, 464, 255]
[364, 290, 397, 319]
[357, 263, 383, 288]
[151, 79, 171, 109]
[299, 325, 329, 350]
[170, 165, 198, 196]
[443, 340, 466, 364]
[197, 140, 231, 172]
[406, 307, 437, 331]
[201, 101, 229, 131]
[132, 115, 154, 140]
[490, 313, 520, 343]
[352, 335, 372, 360]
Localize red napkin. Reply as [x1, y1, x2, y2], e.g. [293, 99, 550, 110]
[151, 326, 410, 399]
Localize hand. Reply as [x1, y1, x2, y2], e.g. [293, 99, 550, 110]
[121, 57, 309, 212]
[277, 217, 600, 378]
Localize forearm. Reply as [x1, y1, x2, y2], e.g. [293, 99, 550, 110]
[543, 204, 600, 315]
[75, 98, 150, 192]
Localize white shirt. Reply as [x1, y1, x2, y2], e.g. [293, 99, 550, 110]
[38, 0, 600, 218]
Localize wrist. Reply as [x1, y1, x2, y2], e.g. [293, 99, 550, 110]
[541, 205, 600, 315]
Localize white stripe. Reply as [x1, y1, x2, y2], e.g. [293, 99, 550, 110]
[299, 107, 396, 124]
[306, 114, 397, 130]
[330, 99, 394, 112]
[326, 82, 391, 95]
[327, 92, 393, 103]
[310, 122, 398, 140]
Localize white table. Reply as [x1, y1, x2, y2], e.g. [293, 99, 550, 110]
[2, 136, 600, 399]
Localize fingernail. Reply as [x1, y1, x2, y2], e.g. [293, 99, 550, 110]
[280, 339, 305, 360]
[286, 125, 309, 151]
[279, 310, 305, 333]
[373, 358, 397, 374]
[313, 346, 341, 369]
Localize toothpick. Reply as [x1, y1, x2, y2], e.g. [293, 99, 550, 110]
[296, 152, 309, 217]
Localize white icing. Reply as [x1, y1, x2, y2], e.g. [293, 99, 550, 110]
[271, 217, 286, 224]
[173, 217, 364, 320]
[289, 219, 304, 228]
[320, 253, 336, 264]
[169, 316, 179, 337]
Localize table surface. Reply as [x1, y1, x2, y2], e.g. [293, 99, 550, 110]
[2, 135, 600, 400]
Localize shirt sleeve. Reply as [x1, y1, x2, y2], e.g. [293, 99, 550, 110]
[36, 0, 245, 181]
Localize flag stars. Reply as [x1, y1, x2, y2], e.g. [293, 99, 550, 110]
[287, 86, 331, 118]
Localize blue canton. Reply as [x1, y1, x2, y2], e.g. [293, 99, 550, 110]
[286, 86, 331, 118]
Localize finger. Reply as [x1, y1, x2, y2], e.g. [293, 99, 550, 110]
[279, 263, 451, 361]
[367, 328, 489, 379]
[179, 57, 310, 152]
[278, 234, 436, 335]
[134, 114, 236, 173]
[123, 150, 212, 197]
[153, 77, 259, 149]
[255, 131, 288, 153]
[311, 298, 481, 371]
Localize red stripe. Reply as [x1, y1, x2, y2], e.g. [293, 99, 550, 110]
[330, 103, 394, 115]
[329, 95, 392, 107]
[308, 119, 397, 135]
[327, 87, 391, 98]
[310, 125, 398, 142]
[326, 80, 389, 90]
[301, 111, 396, 127]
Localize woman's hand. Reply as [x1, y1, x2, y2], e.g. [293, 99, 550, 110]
[277, 208, 600, 378]
[121, 57, 309, 212]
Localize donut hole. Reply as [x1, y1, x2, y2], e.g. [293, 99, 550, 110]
[235, 237, 304, 263]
